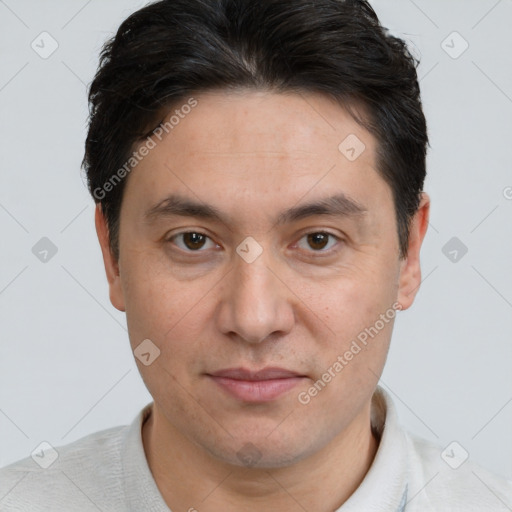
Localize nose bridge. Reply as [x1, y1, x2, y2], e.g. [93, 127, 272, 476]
[219, 242, 294, 344]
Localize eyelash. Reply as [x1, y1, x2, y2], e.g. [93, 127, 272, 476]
[166, 230, 343, 257]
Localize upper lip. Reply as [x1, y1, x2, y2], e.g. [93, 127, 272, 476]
[208, 367, 305, 381]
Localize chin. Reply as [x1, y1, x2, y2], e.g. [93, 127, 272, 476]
[200, 430, 318, 470]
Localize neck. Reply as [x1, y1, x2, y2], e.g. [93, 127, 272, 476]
[142, 400, 379, 511]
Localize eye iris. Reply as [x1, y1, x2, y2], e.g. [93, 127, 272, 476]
[183, 232, 206, 250]
[307, 233, 329, 250]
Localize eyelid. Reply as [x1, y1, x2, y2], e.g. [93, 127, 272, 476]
[166, 229, 344, 255]
[292, 230, 343, 255]
[166, 230, 219, 251]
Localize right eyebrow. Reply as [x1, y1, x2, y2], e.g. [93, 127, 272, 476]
[144, 194, 226, 224]
[143, 191, 369, 228]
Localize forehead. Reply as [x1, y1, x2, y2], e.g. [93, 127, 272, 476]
[123, 90, 392, 233]
[161, 90, 375, 159]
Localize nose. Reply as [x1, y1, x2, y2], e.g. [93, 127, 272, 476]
[215, 247, 295, 344]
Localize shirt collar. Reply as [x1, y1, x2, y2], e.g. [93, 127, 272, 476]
[122, 402, 170, 512]
[121, 385, 409, 512]
[336, 386, 409, 511]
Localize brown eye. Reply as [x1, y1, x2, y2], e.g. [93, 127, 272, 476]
[183, 232, 206, 250]
[170, 232, 216, 251]
[296, 231, 340, 254]
[307, 233, 329, 250]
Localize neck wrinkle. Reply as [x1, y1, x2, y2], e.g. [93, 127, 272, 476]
[142, 397, 380, 511]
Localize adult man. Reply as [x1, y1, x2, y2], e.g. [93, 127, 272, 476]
[1, 0, 511, 510]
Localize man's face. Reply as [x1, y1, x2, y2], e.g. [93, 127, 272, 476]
[98, 90, 426, 468]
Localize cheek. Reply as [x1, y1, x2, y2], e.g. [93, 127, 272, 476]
[121, 253, 216, 370]
[300, 278, 397, 426]
[120, 250, 182, 347]
[300, 260, 396, 332]
[294, 256, 398, 392]
[122, 266, 211, 409]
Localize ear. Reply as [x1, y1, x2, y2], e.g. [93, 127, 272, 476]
[396, 192, 430, 311]
[95, 204, 126, 312]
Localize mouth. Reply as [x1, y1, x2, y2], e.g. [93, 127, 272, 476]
[207, 367, 307, 403]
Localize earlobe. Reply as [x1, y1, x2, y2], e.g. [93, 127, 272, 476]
[94, 204, 126, 312]
[396, 192, 430, 311]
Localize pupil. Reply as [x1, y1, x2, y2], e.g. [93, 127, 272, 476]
[184, 232, 205, 250]
[308, 233, 328, 250]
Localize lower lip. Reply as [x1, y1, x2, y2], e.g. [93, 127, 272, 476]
[209, 376, 304, 402]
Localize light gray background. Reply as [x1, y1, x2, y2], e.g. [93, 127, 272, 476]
[0, 0, 511, 482]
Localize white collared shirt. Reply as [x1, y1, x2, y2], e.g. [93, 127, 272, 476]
[1, 386, 511, 511]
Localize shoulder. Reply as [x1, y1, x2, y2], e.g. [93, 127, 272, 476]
[0, 424, 128, 511]
[404, 431, 512, 511]
[373, 386, 512, 511]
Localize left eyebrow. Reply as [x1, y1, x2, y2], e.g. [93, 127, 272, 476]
[275, 192, 368, 226]
[143, 192, 368, 226]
